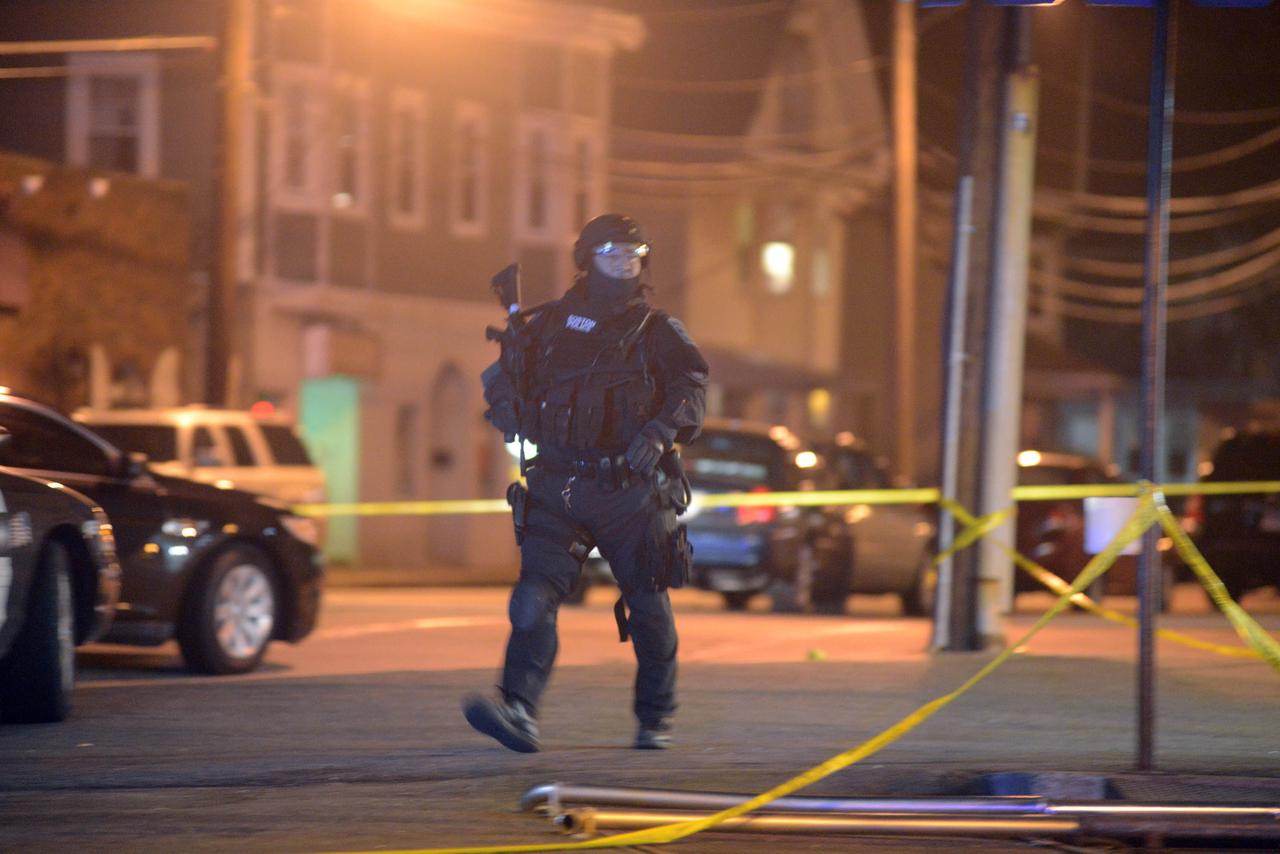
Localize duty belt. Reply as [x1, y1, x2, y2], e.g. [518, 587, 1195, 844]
[533, 454, 637, 490]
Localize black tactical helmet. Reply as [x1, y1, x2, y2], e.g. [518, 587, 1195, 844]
[573, 213, 650, 271]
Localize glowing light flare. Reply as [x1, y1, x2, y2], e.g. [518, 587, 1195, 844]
[760, 241, 795, 294]
[1016, 450, 1042, 467]
[794, 450, 818, 469]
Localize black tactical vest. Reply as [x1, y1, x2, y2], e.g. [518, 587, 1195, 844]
[521, 303, 661, 453]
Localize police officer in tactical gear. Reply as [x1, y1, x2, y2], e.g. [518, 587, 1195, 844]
[464, 213, 708, 752]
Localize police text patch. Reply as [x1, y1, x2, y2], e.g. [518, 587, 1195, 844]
[565, 314, 597, 333]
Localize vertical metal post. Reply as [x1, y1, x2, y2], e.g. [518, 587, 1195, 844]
[933, 176, 973, 649]
[1138, 0, 1178, 772]
[893, 0, 919, 484]
[209, 0, 252, 406]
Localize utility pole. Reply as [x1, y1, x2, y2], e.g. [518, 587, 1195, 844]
[1137, 0, 1178, 774]
[892, 0, 918, 483]
[209, 0, 253, 406]
[935, 3, 1028, 651]
[977, 12, 1038, 620]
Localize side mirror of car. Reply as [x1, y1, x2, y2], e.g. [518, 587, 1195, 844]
[118, 451, 150, 480]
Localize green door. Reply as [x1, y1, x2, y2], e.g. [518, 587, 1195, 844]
[300, 376, 360, 563]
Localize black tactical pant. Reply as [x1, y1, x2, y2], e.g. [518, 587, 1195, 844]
[501, 465, 679, 727]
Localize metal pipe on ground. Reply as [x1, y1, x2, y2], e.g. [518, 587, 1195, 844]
[555, 807, 1280, 842]
[554, 808, 1080, 838]
[520, 783, 1049, 815]
[525, 783, 1280, 841]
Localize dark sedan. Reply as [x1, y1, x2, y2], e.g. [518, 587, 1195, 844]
[0, 392, 323, 674]
[0, 459, 121, 723]
[681, 419, 852, 612]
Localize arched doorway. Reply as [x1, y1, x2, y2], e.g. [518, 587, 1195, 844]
[427, 363, 470, 564]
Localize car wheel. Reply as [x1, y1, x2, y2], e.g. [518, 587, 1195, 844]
[722, 591, 754, 611]
[0, 542, 75, 723]
[811, 539, 853, 615]
[179, 545, 277, 675]
[770, 544, 818, 614]
[902, 552, 937, 618]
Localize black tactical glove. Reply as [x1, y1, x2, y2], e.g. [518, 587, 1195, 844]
[626, 421, 672, 477]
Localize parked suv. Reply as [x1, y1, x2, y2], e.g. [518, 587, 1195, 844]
[681, 419, 852, 612]
[74, 406, 326, 506]
[1182, 428, 1280, 600]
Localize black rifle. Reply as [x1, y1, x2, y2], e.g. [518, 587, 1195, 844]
[484, 263, 535, 444]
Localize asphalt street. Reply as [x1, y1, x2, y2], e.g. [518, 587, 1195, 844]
[1, 583, 1278, 853]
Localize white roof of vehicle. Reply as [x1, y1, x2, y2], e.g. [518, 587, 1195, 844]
[73, 405, 297, 428]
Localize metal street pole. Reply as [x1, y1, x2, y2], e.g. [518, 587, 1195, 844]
[893, 0, 919, 484]
[1137, 0, 1178, 773]
[209, 0, 253, 406]
[936, 1, 1003, 651]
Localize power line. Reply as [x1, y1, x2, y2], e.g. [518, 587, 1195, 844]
[616, 54, 885, 95]
[1045, 223, 1280, 278]
[1031, 242, 1280, 305]
[1047, 278, 1280, 324]
[1039, 74, 1280, 127]
[1039, 123, 1280, 176]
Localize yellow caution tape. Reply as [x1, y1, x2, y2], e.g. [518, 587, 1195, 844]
[293, 480, 1280, 518]
[295, 499, 510, 518]
[1153, 500, 1280, 673]
[331, 501, 1155, 854]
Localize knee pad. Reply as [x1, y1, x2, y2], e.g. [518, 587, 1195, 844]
[509, 578, 557, 632]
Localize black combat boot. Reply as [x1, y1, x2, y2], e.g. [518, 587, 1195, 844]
[463, 693, 540, 753]
[634, 718, 673, 750]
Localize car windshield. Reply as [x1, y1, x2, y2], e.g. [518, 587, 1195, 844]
[88, 425, 178, 462]
[260, 424, 313, 465]
[1211, 434, 1280, 480]
[682, 430, 787, 490]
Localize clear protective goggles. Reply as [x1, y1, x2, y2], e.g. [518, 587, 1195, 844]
[593, 241, 650, 261]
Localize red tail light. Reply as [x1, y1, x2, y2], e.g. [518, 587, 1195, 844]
[736, 486, 776, 526]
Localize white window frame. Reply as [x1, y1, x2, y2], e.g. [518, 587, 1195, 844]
[66, 52, 160, 178]
[330, 73, 372, 217]
[514, 113, 560, 244]
[270, 62, 326, 212]
[450, 100, 491, 239]
[566, 121, 604, 236]
[387, 87, 428, 230]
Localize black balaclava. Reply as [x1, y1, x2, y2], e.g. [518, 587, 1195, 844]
[584, 265, 644, 319]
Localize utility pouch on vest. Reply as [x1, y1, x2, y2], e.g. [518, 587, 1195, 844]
[658, 524, 693, 591]
[506, 481, 530, 545]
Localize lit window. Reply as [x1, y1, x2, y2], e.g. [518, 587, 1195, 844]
[388, 88, 427, 229]
[451, 102, 490, 237]
[66, 53, 159, 178]
[761, 241, 795, 294]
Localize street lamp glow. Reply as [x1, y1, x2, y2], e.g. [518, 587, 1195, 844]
[1016, 450, 1042, 467]
[794, 451, 818, 469]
